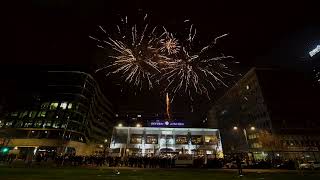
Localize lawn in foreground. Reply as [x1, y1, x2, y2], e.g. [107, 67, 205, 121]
[0, 167, 320, 180]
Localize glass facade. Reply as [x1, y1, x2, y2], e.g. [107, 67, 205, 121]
[111, 127, 223, 157]
[1, 71, 114, 149]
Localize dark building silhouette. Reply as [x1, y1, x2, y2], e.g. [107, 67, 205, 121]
[0, 71, 114, 155]
[208, 68, 320, 160]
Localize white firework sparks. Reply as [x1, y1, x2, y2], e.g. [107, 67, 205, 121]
[90, 16, 238, 100]
[90, 15, 165, 90]
[159, 30, 181, 55]
[161, 24, 236, 100]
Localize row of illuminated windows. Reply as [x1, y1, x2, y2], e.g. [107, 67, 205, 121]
[249, 140, 320, 149]
[41, 102, 74, 110]
[9, 110, 86, 122]
[2, 129, 86, 143]
[11, 111, 47, 118]
[28, 130, 85, 143]
[251, 143, 262, 148]
[4, 119, 85, 132]
[281, 140, 320, 147]
[117, 135, 218, 145]
[248, 134, 258, 140]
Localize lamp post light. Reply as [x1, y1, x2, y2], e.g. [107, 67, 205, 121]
[118, 123, 123, 127]
[233, 126, 256, 154]
[136, 123, 141, 127]
[103, 139, 109, 158]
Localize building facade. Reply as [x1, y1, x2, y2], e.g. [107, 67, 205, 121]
[110, 121, 223, 157]
[208, 68, 320, 160]
[0, 71, 114, 156]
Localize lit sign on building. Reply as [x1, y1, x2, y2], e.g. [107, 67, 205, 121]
[309, 45, 320, 57]
[149, 120, 185, 127]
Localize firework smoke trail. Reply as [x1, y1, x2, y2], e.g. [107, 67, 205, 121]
[161, 24, 236, 100]
[90, 15, 166, 90]
[166, 92, 171, 120]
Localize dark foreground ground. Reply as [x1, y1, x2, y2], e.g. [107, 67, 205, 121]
[0, 167, 320, 180]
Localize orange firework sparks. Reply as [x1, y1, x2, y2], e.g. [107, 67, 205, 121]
[166, 93, 171, 120]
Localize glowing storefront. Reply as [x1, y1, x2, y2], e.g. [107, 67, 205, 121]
[110, 125, 223, 157]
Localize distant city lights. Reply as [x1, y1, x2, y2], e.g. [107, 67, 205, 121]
[309, 45, 320, 57]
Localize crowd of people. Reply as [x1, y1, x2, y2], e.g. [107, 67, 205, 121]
[0, 152, 315, 170]
[1, 153, 208, 168]
[56, 154, 179, 168]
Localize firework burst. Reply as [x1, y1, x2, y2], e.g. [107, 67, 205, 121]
[159, 28, 181, 55]
[161, 24, 237, 100]
[90, 15, 238, 101]
[90, 15, 165, 90]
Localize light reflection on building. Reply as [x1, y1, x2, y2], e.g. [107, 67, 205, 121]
[110, 127, 223, 157]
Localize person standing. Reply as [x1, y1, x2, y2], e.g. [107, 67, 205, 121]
[236, 156, 243, 176]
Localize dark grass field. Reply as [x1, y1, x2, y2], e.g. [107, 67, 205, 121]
[0, 167, 320, 180]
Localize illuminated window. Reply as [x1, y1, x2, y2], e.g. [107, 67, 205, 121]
[43, 121, 52, 127]
[130, 134, 142, 144]
[11, 112, 18, 117]
[191, 136, 203, 145]
[162, 135, 174, 145]
[50, 102, 59, 110]
[24, 122, 33, 128]
[67, 103, 73, 109]
[37, 111, 46, 117]
[60, 102, 68, 110]
[19, 111, 28, 118]
[175, 136, 188, 144]
[204, 136, 217, 145]
[52, 122, 60, 128]
[5, 122, 13, 127]
[146, 135, 158, 144]
[251, 143, 262, 148]
[61, 123, 67, 128]
[137, 114, 142, 117]
[41, 102, 50, 109]
[28, 111, 37, 118]
[34, 120, 43, 127]
[15, 121, 23, 128]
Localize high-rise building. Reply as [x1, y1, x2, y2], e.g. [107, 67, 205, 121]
[208, 68, 320, 160]
[0, 71, 114, 156]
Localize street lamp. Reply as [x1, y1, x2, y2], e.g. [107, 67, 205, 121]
[136, 123, 141, 127]
[103, 139, 109, 157]
[232, 126, 256, 147]
[118, 123, 123, 127]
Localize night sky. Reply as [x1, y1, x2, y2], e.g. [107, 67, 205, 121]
[3, 0, 320, 118]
